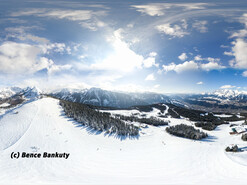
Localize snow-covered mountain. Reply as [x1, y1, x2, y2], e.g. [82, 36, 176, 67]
[171, 89, 247, 112]
[0, 86, 42, 111]
[0, 86, 42, 100]
[207, 89, 247, 100]
[0, 87, 22, 100]
[51, 87, 170, 108]
[18, 86, 43, 99]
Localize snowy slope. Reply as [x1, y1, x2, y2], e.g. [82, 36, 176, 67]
[0, 97, 247, 184]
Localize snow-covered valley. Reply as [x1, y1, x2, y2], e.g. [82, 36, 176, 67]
[0, 97, 247, 184]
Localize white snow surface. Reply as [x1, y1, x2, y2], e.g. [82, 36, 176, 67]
[0, 103, 10, 108]
[0, 97, 247, 184]
[214, 114, 233, 118]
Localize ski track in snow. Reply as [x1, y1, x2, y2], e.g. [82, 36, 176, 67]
[0, 97, 247, 184]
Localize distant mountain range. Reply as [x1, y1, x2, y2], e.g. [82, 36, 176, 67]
[171, 89, 247, 112]
[0, 86, 42, 108]
[2, 86, 247, 111]
[0, 87, 22, 100]
[50, 87, 170, 108]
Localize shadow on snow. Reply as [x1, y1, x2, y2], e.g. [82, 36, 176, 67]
[59, 110, 139, 141]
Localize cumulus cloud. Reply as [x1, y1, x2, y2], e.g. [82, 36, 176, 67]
[163, 60, 198, 73]
[4, 26, 72, 56]
[178, 52, 188, 61]
[194, 55, 203, 61]
[0, 41, 53, 75]
[200, 61, 225, 71]
[143, 52, 159, 68]
[220, 85, 236, 89]
[91, 29, 158, 73]
[91, 29, 143, 72]
[226, 14, 247, 69]
[143, 57, 156, 68]
[145, 73, 155, 81]
[192, 20, 208, 33]
[131, 3, 210, 16]
[156, 23, 189, 38]
[197, 81, 203, 85]
[0, 41, 73, 77]
[228, 38, 247, 69]
[162, 59, 225, 73]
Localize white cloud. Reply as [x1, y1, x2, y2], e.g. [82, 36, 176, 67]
[91, 29, 143, 72]
[149, 52, 157, 57]
[200, 61, 225, 71]
[207, 57, 220, 63]
[230, 14, 247, 38]
[226, 14, 247, 69]
[4, 26, 72, 56]
[156, 23, 189, 38]
[224, 51, 233, 56]
[163, 60, 198, 73]
[91, 29, 158, 72]
[5, 26, 49, 44]
[162, 60, 225, 73]
[192, 20, 208, 33]
[181, 19, 188, 29]
[178, 52, 187, 61]
[131, 3, 210, 16]
[143, 57, 156, 68]
[79, 19, 106, 31]
[0, 41, 53, 75]
[145, 73, 155, 81]
[143, 52, 159, 68]
[197, 81, 203, 85]
[12, 9, 97, 21]
[175, 61, 198, 73]
[228, 38, 247, 69]
[220, 85, 236, 89]
[194, 55, 203, 61]
[242, 71, 247, 77]
[11, 8, 107, 31]
[39, 42, 72, 55]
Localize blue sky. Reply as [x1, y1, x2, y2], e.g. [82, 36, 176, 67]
[0, 0, 247, 93]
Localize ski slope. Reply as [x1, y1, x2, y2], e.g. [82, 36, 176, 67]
[0, 97, 247, 184]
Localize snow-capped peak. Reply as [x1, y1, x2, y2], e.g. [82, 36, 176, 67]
[208, 89, 247, 99]
[0, 87, 22, 100]
[20, 86, 42, 99]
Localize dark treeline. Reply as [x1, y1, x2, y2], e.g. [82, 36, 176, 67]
[114, 114, 169, 126]
[167, 104, 233, 125]
[59, 100, 139, 136]
[195, 122, 217, 131]
[166, 124, 208, 140]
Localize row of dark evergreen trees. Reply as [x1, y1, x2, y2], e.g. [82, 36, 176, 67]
[166, 124, 208, 140]
[59, 100, 139, 136]
[114, 114, 169, 126]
